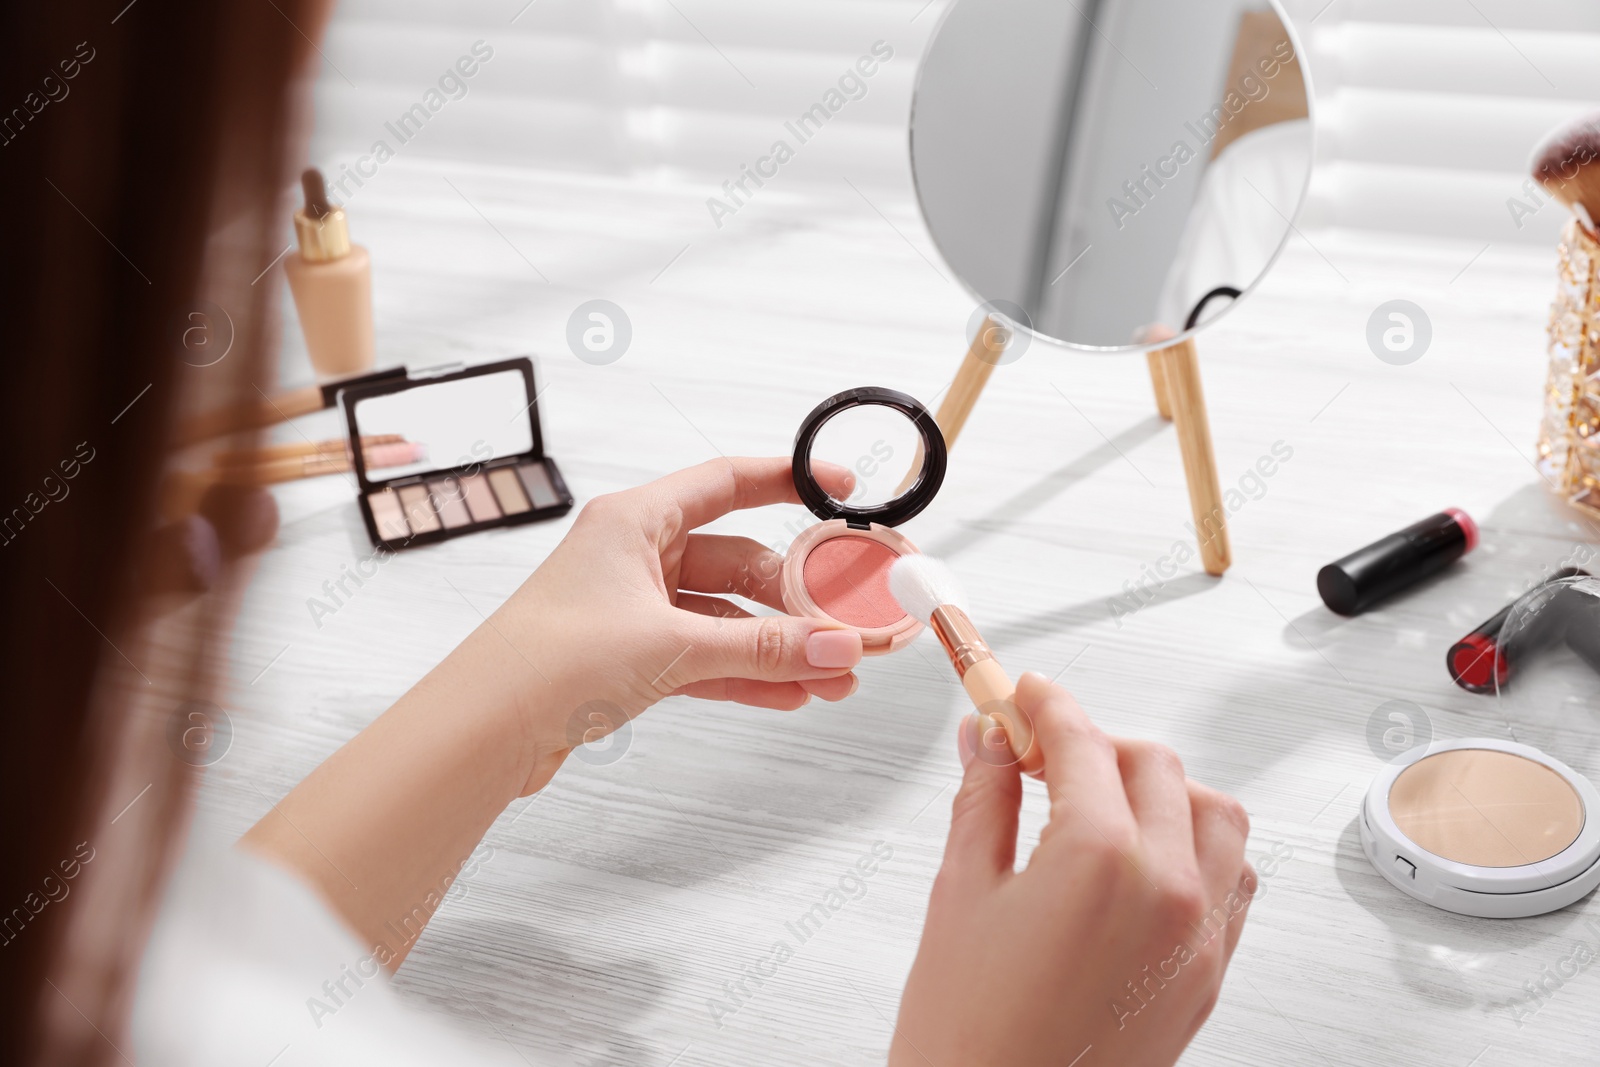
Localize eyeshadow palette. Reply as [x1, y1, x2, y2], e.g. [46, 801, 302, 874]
[341, 357, 573, 550]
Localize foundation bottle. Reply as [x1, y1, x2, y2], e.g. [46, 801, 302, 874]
[285, 168, 374, 377]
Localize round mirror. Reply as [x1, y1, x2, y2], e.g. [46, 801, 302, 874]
[910, 0, 1314, 350]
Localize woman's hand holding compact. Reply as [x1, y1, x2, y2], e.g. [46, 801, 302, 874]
[479, 456, 868, 796]
[245, 456, 866, 966]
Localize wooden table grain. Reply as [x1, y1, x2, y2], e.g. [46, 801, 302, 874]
[190, 157, 1600, 1066]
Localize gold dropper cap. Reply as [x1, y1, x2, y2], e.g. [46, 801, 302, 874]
[293, 167, 351, 262]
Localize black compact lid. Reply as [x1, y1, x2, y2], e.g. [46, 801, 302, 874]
[341, 357, 545, 492]
[791, 386, 947, 528]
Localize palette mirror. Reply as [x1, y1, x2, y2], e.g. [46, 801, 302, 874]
[910, 0, 1313, 349]
[342, 357, 572, 550]
[352, 368, 534, 477]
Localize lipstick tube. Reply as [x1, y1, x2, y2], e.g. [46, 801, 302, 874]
[1317, 509, 1478, 616]
[1569, 612, 1600, 676]
[1448, 568, 1592, 693]
[930, 605, 1044, 775]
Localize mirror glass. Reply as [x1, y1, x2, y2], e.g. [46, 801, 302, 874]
[352, 369, 533, 481]
[809, 404, 923, 509]
[911, 0, 1312, 349]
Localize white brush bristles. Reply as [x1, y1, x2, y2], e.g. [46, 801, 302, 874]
[888, 554, 968, 623]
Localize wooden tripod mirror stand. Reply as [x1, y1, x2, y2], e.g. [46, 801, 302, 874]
[934, 317, 1230, 575]
[907, 0, 1313, 577]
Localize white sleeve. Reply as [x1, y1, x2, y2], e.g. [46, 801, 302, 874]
[133, 833, 532, 1067]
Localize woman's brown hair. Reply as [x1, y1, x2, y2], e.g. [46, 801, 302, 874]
[0, 1, 320, 1061]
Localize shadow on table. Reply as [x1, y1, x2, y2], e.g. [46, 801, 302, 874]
[1284, 484, 1598, 653]
[1203, 482, 1600, 769]
[397, 917, 673, 1067]
[985, 571, 1219, 645]
[1330, 814, 1592, 1015]
[485, 645, 959, 897]
[1181, 482, 1600, 1001]
[924, 415, 1169, 560]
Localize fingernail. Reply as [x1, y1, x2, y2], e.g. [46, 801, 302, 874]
[848, 674, 860, 697]
[807, 629, 862, 669]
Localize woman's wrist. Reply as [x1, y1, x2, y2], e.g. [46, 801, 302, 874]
[434, 611, 577, 799]
[241, 618, 558, 956]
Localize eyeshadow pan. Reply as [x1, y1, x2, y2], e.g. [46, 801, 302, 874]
[368, 489, 409, 540]
[460, 474, 502, 521]
[398, 484, 441, 534]
[488, 467, 531, 514]
[517, 462, 560, 509]
[429, 478, 473, 529]
[1389, 748, 1585, 867]
[802, 535, 906, 628]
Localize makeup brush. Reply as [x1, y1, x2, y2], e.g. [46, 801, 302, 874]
[173, 365, 409, 446]
[1531, 114, 1600, 510]
[1531, 111, 1600, 231]
[888, 554, 1043, 775]
[216, 440, 426, 485]
[212, 433, 405, 467]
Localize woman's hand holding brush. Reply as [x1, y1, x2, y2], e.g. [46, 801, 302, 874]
[889, 554, 1045, 775]
[893, 673, 1256, 1066]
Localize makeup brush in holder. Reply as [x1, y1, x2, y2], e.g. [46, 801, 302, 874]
[1531, 112, 1600, 516]
[889, 554, 1043, 775]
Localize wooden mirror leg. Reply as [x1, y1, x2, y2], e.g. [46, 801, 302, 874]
[1146, 349, 1174, 420]
[934, 316, 1005, 448]
[896, 317, 1005, 493]
[1160, 338, 1231, 576]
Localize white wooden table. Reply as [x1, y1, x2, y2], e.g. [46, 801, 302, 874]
[190, 156, 1600, 1066]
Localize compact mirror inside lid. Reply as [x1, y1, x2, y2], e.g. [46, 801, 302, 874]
[344, 359, 541, 491]
[792, 387, 947, 528]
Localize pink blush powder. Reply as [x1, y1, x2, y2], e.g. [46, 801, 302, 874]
[802, 535, 906, 628]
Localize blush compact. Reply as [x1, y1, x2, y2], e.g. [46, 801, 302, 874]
[780, 387, 947, 655]
[1361, 738, 1600, 918]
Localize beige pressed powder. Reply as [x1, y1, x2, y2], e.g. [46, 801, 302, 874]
[1389, 748, 1584, 868]
[1363, 738, 1600, 917]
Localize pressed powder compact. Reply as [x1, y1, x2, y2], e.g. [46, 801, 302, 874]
[781, 387, 947, 655]
[340, 357, 573, 550]
[1361, 738, 1600, 918]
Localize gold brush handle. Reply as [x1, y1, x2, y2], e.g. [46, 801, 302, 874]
[933, 605, 1044, 775]
[962, 659, 1043, 776]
